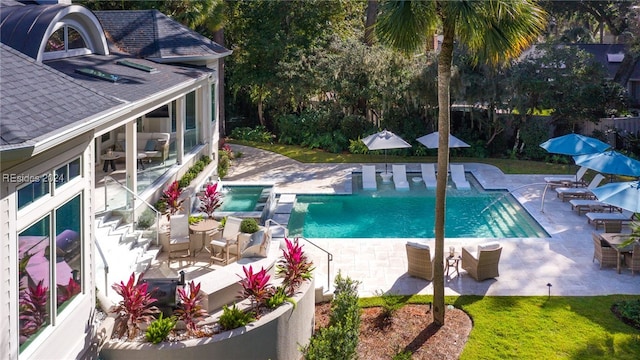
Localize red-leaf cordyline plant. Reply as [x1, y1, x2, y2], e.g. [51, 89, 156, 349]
[174, 281, 208, 336]
[111, 273, 160, 339]
[57, 278, 81, 306]
[198, 182, 223, 218]
[238, 265, 274, 315]
[19, 280, 49, 341]
[277, 237, 314, 295]
[162, 180, 184, 221]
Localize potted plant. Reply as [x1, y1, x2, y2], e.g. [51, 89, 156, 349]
[198, 182, 223, 219]
[238, 218, 260, 251]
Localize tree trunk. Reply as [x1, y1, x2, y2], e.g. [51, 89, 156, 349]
[364, 0, 378, 46]
[433, 20, 455, 327]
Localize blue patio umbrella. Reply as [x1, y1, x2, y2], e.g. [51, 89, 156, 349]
[573, 150, 640, 177]
[591, 180, 640, 213]
[539, 133, 610, 156]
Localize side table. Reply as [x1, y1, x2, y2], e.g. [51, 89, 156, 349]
[102, 153, 121, 172]
[445, 254, 461, 277]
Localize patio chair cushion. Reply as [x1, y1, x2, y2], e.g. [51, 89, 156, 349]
[477, 241, 501, 255]
[144, 139, 157, 151]
[242, 229, 271, 258]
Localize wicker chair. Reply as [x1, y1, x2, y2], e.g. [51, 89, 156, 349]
[405, 242, 434, 281]
[626, 243, 640, 275]
[603, 221, 622, 233]
[592, 232, 618, 269]
[461, 242, 502, 281]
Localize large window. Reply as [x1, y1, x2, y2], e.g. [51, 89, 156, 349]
[18, 195, 83, 352]
[18, 158, 82, 209]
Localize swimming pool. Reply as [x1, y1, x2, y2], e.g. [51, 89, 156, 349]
[287, 180, 548, 238]
[191, 184, 276, 223]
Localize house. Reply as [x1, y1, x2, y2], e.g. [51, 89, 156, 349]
[0, 1, 230, 359]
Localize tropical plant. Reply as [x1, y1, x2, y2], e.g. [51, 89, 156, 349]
[238, 265, 274, 314]
[174, 281, 208, 336]
[376, 0, 546, 326]
[240, 218, 260, 234]
[265, 285, 296, 310]
[111, 273, 160, 339]
[277, 237, 314, 295]
[145, 313, 176, 344]
[218, 304, 256, 331]
[56, 278, 81, 306]
[162, 180, 184, 221]
[19, 280, 49, 340]
[198, 182, 223, 218]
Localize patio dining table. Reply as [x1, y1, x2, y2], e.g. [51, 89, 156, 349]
[189, 218, 220, 255]
[601, 233, 634, 274]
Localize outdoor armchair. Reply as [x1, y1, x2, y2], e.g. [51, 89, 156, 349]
[210, 216, 241, 265]
[461, 242, 502, 281]
[405, 242, 434, 281]
[592, 232, 618, 269]
[168, 214, 191, 262]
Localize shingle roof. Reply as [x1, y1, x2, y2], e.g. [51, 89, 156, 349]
[94, 10, 230, 60]
[44, 51, 213, 103]
[0, 43, 123, 148]
[573, 44, 640, 81]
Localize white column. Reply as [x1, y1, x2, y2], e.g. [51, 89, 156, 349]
[199, 85, 212, 156]
[176, 97, 185, 164]
[125, 121, 137, 208]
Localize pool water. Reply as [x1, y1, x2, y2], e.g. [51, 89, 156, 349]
[287, 186, 548, 238]
[218, 186, 271, 212]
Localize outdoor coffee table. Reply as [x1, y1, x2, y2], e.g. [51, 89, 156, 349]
[101, 153, 120, 172]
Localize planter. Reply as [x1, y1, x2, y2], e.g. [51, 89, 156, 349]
[99, 277, 315, 360]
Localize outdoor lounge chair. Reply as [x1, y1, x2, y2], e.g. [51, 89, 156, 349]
[450, 164, 471, 190]
[405, 242, 434, 281]
[592, 232, 618, 269]
[461, 242, 502, 281]
[168, 214, 191, 262]
[585, 210, 634, 230]
[569, 199, 611, 216]
[362, 165, 377, 190]
[210, 216, 241, 265]
[392, 164, 410, 190]
[555, 174, 605, 202]
[544, 166, 588, 187]
[421, 163, 437, 189]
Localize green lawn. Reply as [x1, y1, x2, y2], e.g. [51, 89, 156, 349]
[360, 295, 640, 359]
[229, 140, 578, 175]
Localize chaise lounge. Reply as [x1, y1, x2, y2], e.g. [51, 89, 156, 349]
[450, 164, 471, 190]
[555, 174, 605, 202]
[362, 165, 377, 190]
[421, 163, 437, 189]
[392, 164, 410, 190]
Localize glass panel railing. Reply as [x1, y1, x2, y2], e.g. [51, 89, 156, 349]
[103, 175, 161, 247]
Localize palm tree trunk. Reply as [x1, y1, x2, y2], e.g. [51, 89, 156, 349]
[433, 20, 455, 327]
[364, 1, 378, 46]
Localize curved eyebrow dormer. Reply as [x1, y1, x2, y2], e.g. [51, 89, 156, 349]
[0, 4, 108, 62]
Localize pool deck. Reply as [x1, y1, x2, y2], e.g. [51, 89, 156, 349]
[225, 144, 640, 298]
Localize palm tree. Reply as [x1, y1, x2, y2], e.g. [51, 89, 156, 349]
[377, 0, 546, 326]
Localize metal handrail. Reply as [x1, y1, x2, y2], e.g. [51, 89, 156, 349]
[104, 175, 161, 246]
[95, 236, 109, 297]
[266, 219, 333, 291]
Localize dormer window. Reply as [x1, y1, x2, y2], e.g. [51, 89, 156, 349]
[42, 24, 92, 61]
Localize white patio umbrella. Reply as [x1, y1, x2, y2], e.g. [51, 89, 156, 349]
[362, 129, 411, 173]
[417, 131, 470, 149]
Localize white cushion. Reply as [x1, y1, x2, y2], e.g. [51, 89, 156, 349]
[477, 241, 501, 254]
[242, 230, 271, 258]
[406, 241, 429, 250]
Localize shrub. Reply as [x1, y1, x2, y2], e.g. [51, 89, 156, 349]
[238, 265, 274, 314]
[230, 126, 274, 143]
[174, 281, 208, 336]
[218, 304, 256, 331]
[137, 208, 156, 229]
[145, 314, 176, 344]
[218, 151, 231, 179]
[348, 138, 369, 155]
[266, 286, 296, 310]
[302, 272, 360, 360]
[277, 237, 314, 295]
[111, 273, 160, 340]
[612, 299, 640, 330]
[240, 218, 260, 234]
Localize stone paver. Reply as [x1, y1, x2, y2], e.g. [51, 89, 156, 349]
[226, 144, 640, 297]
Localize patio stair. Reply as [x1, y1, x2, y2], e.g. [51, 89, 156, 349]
[95, 211, 161, 303]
